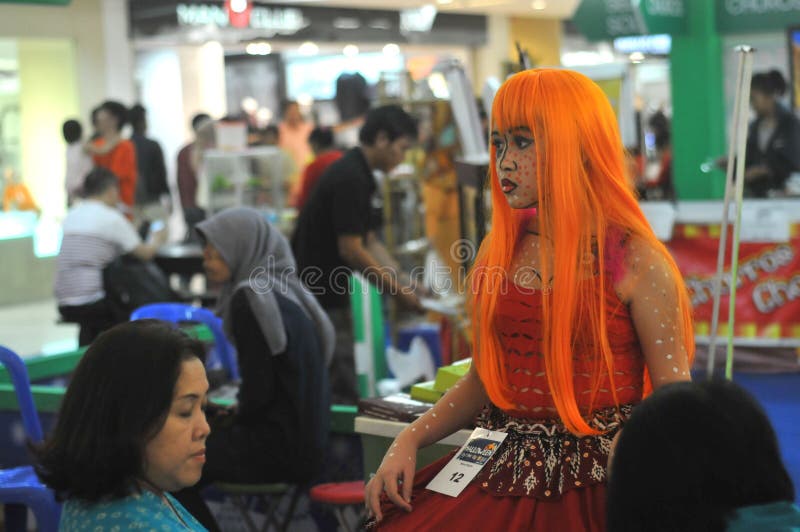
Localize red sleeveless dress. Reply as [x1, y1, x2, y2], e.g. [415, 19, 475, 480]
[375, 255, 645, 531]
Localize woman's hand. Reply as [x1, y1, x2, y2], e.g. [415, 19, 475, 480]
[365, 433, 418, 521]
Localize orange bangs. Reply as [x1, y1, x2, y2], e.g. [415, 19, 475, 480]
[467, 69, 694, 435]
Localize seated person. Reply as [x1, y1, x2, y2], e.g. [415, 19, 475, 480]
[607, 379, 800, 532]
[33, 320, 212, 531]
[54, 167, 167, 345]
[2, 168, 40, 215]
[193, 207, 335, 484]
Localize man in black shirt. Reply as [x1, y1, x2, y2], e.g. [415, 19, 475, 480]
[292, 105, 422, 404]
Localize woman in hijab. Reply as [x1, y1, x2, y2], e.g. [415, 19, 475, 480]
[194, 207, 335, 484]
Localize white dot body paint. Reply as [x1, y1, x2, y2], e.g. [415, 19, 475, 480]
[449, 402, 455, 408]
[672, 367, 678, 373]
[389, 453, 394, 457]
[655, 339, 663, 345]
[666, 354, 673, 360]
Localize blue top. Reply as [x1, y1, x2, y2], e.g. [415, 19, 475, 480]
[727, 501, 800, 532]
[60, 490, 207, 531]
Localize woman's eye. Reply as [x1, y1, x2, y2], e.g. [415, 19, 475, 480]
[491, 139, 504, 150]
[179, 411, 192, 418]
[514, 136, 533, 149]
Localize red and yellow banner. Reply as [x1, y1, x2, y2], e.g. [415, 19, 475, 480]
[667, 224, 800, 340]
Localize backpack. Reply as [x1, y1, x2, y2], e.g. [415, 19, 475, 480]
[103, 255, 177, 319]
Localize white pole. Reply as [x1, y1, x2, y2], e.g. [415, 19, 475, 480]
[706, 47, 747, 377]
[725, 46, 755, 380]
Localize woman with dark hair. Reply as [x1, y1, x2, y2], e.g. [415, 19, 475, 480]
[745, 70, 800, 197]
[607, 380, 800, 532]
[90, 100, 139, 209]
[34, 320, 211, 530]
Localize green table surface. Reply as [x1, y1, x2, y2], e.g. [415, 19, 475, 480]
[0, 324, 357, 433]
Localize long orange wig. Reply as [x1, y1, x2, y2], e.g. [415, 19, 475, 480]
[469, 69, 694, 436]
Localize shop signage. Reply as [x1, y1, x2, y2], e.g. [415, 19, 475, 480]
[716, 0, 800, 33]
[176, 3, 308, 35]
[130, 1, 486, 47]
[572, 0, 686, 41]
[668, 223, 800, 341]
[0, 0, 70, 4]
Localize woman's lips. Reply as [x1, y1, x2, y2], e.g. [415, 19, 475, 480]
[501, 178, 518, 193]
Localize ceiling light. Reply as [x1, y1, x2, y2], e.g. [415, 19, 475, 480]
[333, 17, 361, 29]
[230, 0, 248, 14]
[532, 0, 547, 9]
[255, 107, 273, 127]
[369, 18, 392, 30]
[630, 52, 645, 63]
[383, 43, 400, 57]
[437, 0, 454, 4]
[298, 41, 319, 56]
[343, 44, 359, 57]
[245, 42, 271, 55]
[241, 97, 258, 114]
[296, 93, 314, 107]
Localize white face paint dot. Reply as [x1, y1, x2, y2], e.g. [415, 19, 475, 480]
[411, 427, 416, 432]
[389, 453, 395, 457]
[425, 425, 430, 430]
[672, 367, 678, 373]
[432, 413, 437, 418]
[449, 402, 455, 408]
[655, 339, 663, 345]
[666, 354, 673, 360]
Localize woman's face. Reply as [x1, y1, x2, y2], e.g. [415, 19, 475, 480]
[143, 358, 210, 492]
[491, 127, 538, 209]
[203, 244, 232, 284]
[751, 89, 775, 117]
[95, 109, 118, 135]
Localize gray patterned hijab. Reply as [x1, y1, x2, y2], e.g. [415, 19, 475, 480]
[196, 207, 335, 365]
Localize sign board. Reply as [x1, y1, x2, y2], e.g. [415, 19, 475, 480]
[130, 1, 487, 46]
[0, 0, 70, 4]
[716, 0, 800, 33]
[668, 223, 800, 342]
[572, 0, 686, 41]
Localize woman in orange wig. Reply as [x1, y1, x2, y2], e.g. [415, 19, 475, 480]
[364, 69, 695, 531]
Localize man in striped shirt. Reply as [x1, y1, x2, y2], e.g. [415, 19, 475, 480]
[55, 168, 166, 345]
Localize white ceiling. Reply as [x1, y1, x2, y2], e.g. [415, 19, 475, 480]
[277, 0, 581, 18]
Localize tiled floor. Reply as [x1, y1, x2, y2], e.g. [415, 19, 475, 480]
[0, 298, 78, 358]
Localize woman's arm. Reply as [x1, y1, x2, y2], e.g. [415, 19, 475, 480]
[616, 236, 692, 388]
[365, 364, 489, 520]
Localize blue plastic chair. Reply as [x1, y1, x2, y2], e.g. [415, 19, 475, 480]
[0, 346, 61, 532]
[130, 303, 240, 381]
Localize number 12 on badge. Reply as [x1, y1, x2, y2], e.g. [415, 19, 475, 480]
[426, 428, 508, 497]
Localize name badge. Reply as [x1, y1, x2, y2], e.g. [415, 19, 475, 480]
[426, 428, 508, 497]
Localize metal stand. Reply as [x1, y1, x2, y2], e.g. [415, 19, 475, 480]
[455, 158, 488, 273]
[707, 45, 755, 379]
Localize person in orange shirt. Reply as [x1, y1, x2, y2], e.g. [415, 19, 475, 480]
[89, 101, 137, 210]
[2, 168, 40, 215]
